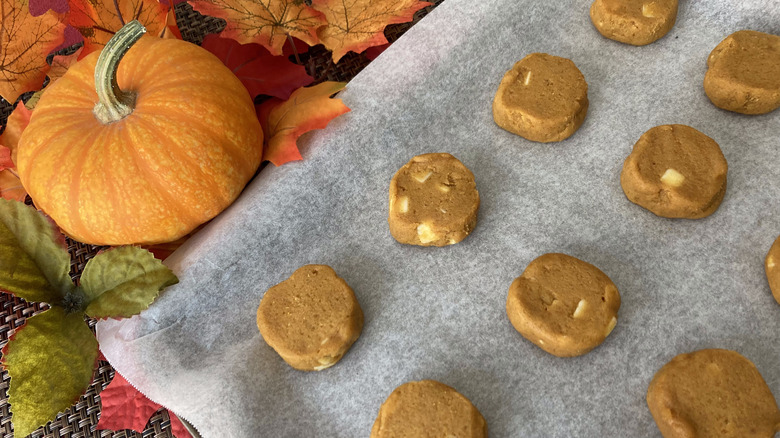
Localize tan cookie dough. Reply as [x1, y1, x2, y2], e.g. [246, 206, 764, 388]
[647, 349, 780, 438]
[370, 380, 487, 438]
[505, 253, 621, 357]
[765, 235, 780, 305]
[621, 124, 728, 219]
[590, 0, 678, 46]
[492, 53, 589, 143]
[388, 153, 479, 247]
[256, 265, 363, 371]
[704, 30, 780, 115]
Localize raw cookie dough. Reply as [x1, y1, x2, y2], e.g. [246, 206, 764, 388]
[704, 30, 780, 115]
[647, 349, 780, 438]
[388, 153, 479, 246]
[590, 0, 678, 46]
[620, 124, 728, 219]
[505, 253, 621, 357]
[256, 265, 363, 371]
[492, 53, 589, 143]
[370, 380, 487, 438]
[765, 235, 780, 305]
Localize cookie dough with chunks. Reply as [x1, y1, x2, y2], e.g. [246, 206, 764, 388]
[765, 235, 780, 305]
[620, 124, 728, 219]
[256, 265, 363, 371]
[647, 349, 780, 438]
[505, 253, 621, 357]
[704, 30, 780, 115]
[370, 380, 487, 438]
[388, 153, 479, 247]
[590, 0, 678, 46]
[492, 53, 589, 143]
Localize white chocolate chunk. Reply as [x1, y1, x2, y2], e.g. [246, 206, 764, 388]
[397, 196, 409, 213]
[768, 256, 775, 268]
[605, 316, 618, 337]
[572, 299, 587, 318]
[438, 184, 451, 193]
[523, 71, 532, 86]
[412, 171, 433, 183]
[642, 2, 657, 18]
[314, 356, 336, 371]
[660, 168, 685, 187]
[417, 223, 437, 243]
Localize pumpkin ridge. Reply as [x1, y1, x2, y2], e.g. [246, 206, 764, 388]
[64, 126, 106, 244]
[120, 118, 199, 226]
[18, 117, 92, 184]
[128, 115, 224, 224]
[151, 109, 258, 181]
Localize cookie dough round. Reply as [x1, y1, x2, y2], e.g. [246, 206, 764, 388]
[765, 235, 780, 305]
[647, 349, 780, 438]
[704, 30, 780, 115]
[370, 380, 487, 438]
[590, 0, 678, 46]
[388, 153, 479, 247]
[256, 265, 363, 371]
[505, 253, 621, 357]
[492, 53, 589, 143]
[620, 124, 728, 219]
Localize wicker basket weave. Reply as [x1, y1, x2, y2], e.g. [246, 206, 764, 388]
[0, 1, 442, 437]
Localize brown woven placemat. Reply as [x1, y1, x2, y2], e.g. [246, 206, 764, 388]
[0, 1, 443, 436]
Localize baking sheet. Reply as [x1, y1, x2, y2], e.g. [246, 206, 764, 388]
[97, 1, 780, 436]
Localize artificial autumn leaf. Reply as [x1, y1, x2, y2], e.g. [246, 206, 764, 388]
[257, 81, 350, 166]
[49, 47, 83, 83]
[201, 34, 313, 100]
[0, 170, 26, 201]
[0, 146, 12, 171]
[24, 46, 83, 109]
[312, 0, 429, 62]
[97, 370, 192, 437]
[0, 0, 67, 103]
[0, 199, 178, 435]
[188, 0, 326, 56]
[0, 102, 32, 162]
[2, 307, 99, 437]
[82, 246, 178, 319]
[159, 7, 182, 40]
[68, 0, 170, 58]
[0, 198, 71, 303]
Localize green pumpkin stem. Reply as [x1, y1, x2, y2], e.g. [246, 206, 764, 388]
[93, 20, 147, 124]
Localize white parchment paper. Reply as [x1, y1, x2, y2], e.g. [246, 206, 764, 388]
[97, 1, 780, 436]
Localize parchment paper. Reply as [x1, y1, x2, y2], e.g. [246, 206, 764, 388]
[97, 1, 780, 436]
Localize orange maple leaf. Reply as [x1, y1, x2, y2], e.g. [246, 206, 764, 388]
[188, 0, 326, 56]
[68, 0, 170, 58]
[257, 82, 350, 166]
[0, 0, 67, 103]
[312, 0, 429, 62]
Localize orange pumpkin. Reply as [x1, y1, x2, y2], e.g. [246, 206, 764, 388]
[17, 21, 263, 246]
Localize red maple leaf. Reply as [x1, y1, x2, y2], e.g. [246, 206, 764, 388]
[98, 369, 192, 437]
[201, 34, 313, 100]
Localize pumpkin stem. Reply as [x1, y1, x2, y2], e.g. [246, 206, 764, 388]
[93, 20, 147, 124]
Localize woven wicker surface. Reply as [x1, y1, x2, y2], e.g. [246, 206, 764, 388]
[0, 1, 442, 436]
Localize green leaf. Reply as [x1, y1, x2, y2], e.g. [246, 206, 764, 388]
[3, 307, 98, 437]
[82, 246, 178, 319]
[0, 199, 73, 303]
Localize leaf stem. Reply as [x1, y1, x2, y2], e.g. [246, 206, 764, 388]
[93, 21, 146, 124]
